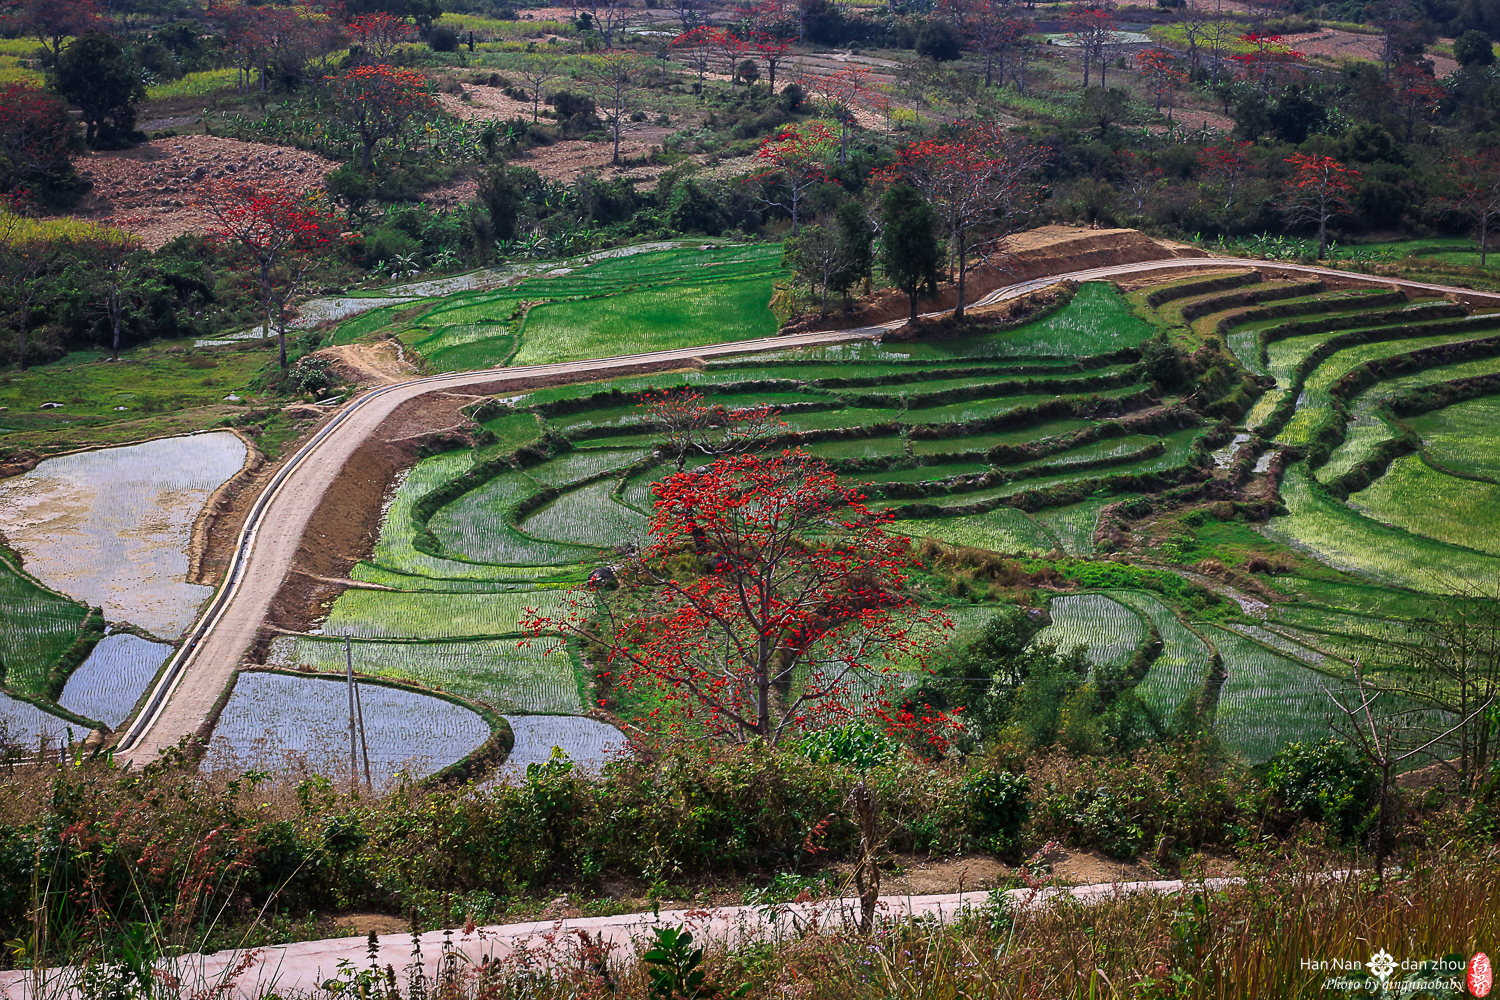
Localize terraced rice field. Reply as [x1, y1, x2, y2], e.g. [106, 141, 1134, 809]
[1030, 594, 1146, 676]
[209, 672, 492, 780]
[176, 264, 1500, 776]
[0, 433, 247, 638]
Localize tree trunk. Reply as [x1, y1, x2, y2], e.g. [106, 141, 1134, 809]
[1373, 759, 1392, 893]
[849, 781, 881, 934]
[954, 229, 967, 321]
[1483, 215, 1490, 268]
[908, 290, 918, 322]
[1318, 207, 1328, 260]
[16, 319, 26, 373]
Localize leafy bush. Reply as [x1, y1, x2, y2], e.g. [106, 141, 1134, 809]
[1265, 738, 1377, 842]
[962, 768, 1031, 854]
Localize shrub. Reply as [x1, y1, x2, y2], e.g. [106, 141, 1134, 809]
[1265, 738, 1377, 842]
[429, 26, 460, 51]
[962, 768, 1031, 854]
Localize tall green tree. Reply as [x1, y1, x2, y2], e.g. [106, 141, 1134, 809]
[48, 31, 145, 149]
[879, 183, 941, 323]
[835, 199, 874, 299]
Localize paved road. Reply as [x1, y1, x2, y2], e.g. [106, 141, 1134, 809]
[113, 257, 1500, 762]
[0, 877, 1247, 1000]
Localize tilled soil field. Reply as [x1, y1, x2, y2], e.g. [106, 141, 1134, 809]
[57, 135, 337, 249]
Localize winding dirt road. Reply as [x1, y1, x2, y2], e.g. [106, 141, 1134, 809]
[113, 257, 1500, 763]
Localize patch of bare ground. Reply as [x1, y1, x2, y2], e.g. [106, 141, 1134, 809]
[316, 341, 418, 388]
[434, 90, 673, 183]
[55, 135, 335, 250]
[1113, 266, 1256, 292]
[1049, 848, 1160, 885]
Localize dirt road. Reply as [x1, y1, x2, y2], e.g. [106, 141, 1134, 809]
[112, 257, 1500, 763]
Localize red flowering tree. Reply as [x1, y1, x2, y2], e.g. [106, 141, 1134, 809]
[747, 120, 836, 234]
[752, 33, 790, 91]
[201, 181, 334, 369]
[637, 388, 782, 471]
[329, 64, 436, 168]
[811, 66, 874, 164]
[1445, 150, 1500, 266]
[882, 127, 1045, 319]
[1065, 7, 1117, 88]
[1231, 32, 1301, 92]
[1283, 153, 1360, 260]
[671, 25, 714, 87]
[1136, 48, 1188, 121]
[346, 11, 414, 63]
[1201, 139, 1254, 214]
[0, 82, 79, 206]
[522, 450, 952, 743]
[1393, 63, 1442, 142]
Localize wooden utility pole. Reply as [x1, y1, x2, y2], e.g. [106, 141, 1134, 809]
[345, 635, 358, 789]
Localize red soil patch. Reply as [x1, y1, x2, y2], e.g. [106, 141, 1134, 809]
[1284, 28, 1460, 77]
[57, 135, 336, 250]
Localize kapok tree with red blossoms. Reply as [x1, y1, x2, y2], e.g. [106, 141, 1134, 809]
[329, 64, 436, 169]
[881, 127, 1045, 319]
[201, 181, 334, 369]
[1231, 32, 1301, 92]
[747, 121, 836, 234]
[1446, 150, 1500, 267]
[522, 450, 953, 744]
[752, 33, 790, 91]
[1201, 139, 1254, 215]
[0, 82, 79, 207]
[1136, 48, 1187, 121]
[637, 388, 783, 471]
[1282, 153, 1359, 260]
[346, 11, 414, 63]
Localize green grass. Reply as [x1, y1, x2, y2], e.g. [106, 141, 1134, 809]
[1276, 330, 1500, 444]
[514, 273, 782, 365]
[430, 469, 604, 565]
[1032, 495, 1122, 556]
[1349, 455, 1500, 557]
[0, 342, 267, 452]
[323, 589, 573, 640]
[1031, 593, 1145, 676]
[1263, 464, 1500, 591]
[1210, 627, 1348, 763]
[146, 68, 238, 101]
[892, 507, 1055, 554]
[1109, 590, 1211, 719]
[519, 480, 649, 547]
[0, 554, 89, 698]
[1409, 395, 1500, 481]
[909, 419, 1095, 456]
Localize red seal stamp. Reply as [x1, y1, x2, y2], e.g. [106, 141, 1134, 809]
[1469, 952, 1493, 997]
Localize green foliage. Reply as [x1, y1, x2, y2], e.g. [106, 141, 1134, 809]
[879, 183, 941, 321]
[49, 32, 144, 149]
[1454, 29, 1495, 66]
[961, 769, 1031, 854]
[1265, 739, 1377, 841]
[795, 721, 900, 772]
[643, 926, 748, 1000]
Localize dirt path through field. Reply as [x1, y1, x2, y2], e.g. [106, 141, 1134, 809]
[111, 256, 1500, 765]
